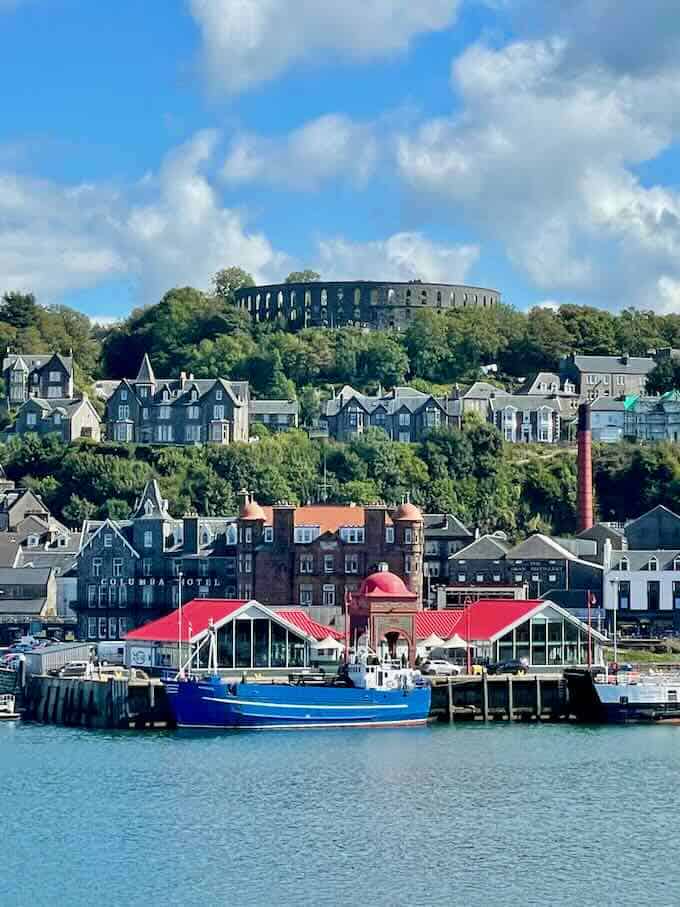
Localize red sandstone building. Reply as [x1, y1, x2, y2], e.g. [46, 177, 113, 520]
[234, 496, 424, 622]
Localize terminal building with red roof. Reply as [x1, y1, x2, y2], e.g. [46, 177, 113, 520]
[124, 589, 607, 673]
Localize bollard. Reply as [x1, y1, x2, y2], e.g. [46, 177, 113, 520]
[535, 675, 542, 719]
[507, 675, 514, 720]
[482, 672, 489, 721]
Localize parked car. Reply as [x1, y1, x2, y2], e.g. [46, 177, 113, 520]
[487, 658, 529, 676]
[54, 661, 90, 678]
[420, 660, 462, 677]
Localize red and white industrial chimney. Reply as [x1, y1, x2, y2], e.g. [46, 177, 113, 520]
[577, 403, 593, 532]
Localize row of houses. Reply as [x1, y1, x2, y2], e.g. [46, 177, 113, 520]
[3, 348, 673, 448]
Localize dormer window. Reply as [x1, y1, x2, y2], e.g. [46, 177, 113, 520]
[163, 389, 169, 401]
[201, 529, 211, 546]
[27, 535, 39, 547]
[619, 557, 629, 571]
[648, 556, 658, 571]
[139, 386, 148, 398]
[191, 389, 198, 401]
[674, 557, 680, 571]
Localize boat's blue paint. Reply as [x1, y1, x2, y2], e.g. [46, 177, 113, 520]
[165, 676, 431, 729]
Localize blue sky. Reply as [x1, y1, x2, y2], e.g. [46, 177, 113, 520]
[2, 0, 680, 320]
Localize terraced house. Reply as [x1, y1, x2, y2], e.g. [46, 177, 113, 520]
[322, 385, 456, 442]
[104, 355, 249, 445]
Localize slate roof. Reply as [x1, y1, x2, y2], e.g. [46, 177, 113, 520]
[461, 381, 510, 399]
[610, 550, 680, 571]
[19, 396, 90, 417]
[505, 534, 579, 561]
[0, 566, 52, 584]
[132, 480, 170, 520]
[489, 395, 563, 414]
[423, 514, 472, 538]
[516, 372, 562, 395]
[0, 541, 20, 568]
[589, 398, 626, 411]
[0, 597, 49, 616]
[249, 399, 299, 416]
[3, 353, 73, 374]
[571, 354, 656, 375]
[325, 386, 445, 418]
[450, 534, 510, 560]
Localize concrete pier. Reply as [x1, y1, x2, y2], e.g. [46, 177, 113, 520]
[430, 673, 566, 722]
[24, 675, 174, 730]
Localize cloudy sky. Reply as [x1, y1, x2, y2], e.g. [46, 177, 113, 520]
[2, 0, 680, 319]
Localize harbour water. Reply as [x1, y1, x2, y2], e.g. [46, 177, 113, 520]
[3, 721, 680, 907]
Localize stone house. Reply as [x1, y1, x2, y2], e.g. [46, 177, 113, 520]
[2, 352, 74, 408]
[249, 399, 299, 433]
[322, 385, 453, 442]
[0, 566, 58, 644]
[104, 355, 249, 445]
[12, 394, 101, 442]
[489, 395, 564, 443]
[73, 480, 240, 640]
[560, 353, 656, 401]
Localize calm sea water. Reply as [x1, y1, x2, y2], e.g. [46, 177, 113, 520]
[2, 720, 679, 907]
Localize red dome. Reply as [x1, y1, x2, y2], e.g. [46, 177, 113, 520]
[240, 500, 266, 521]
[358, 570, 414, 598]
[392, 502, 423, 521]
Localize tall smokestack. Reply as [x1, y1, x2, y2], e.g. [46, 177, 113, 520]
[577, 403, 593, 532]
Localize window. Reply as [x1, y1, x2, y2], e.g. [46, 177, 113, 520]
[98, 618, 108, 639]
[616, 376, 625, 386]
[405, 556, 413, 574]
[476, 573, 484, 582]
[120, 389, 128, 401]
[323, 585, 336, 606]
[324, 554, 334, 574]
[215, 389, 223, 401]
[172, 559, 182, 577]
[299, 585, 313, 606]
[300, 554, 314, 574]
[156, 425, 173, 442]
[49, 370, 61, 382]
[295, 527, 318, 544]
[142, 558, 152, 576]
[425, 541, 438, 556]
[109, 617, 118, 639]
[264, 527, 273, 543]
[198, 560, 208, 577]
[548, 574, 557, 583]
[26, 412, 37, 427]
[53, 412, 61, 425]
[426, 564, 440, 578]
[213, 405, 225, 420]
[243, 554, 252, 574]
[340, 527, 364, 544]
[345, 554, 359, 574]
[92, 558, 102, 577]
[617, 580, 630, 610]
[673, 582, 680, 610]
[113, 558, 123, 577]
[159, 406, 171, 420]
[139, 386, 148, 398]
[404, 528, 413, 544]
[185, 425, 201, 442]
[385, 526, 394, 544]
[245, 528, 252, 543]
[87, 585, 96, 607]
[142, 585, 153, 608]
[673, 557, 680, 572]
[118, 404, 129, 420]
[188, 406, 200, 420]
[119, 618, 128, 638]
[142, 408, 149, 420]
[88, 617, 97, 638]
[587, 375, 597, 385]
[648, 556, 659, 571]
[514, 574, 523, 583]
[47, 386, 61, 398]
[648, 580, 660, 611]
[619, 557, 629, 571]
[144, 530, 153, 548]
[493, 574, 501, 582]
[399, 412, 410, 426]
[457, 574, 466, 583]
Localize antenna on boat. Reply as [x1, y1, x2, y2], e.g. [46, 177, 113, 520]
[177, 571, 184, 678]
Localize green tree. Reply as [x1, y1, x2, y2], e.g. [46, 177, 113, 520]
[212, 266, 255, 304]
[284, 270, 320, 284]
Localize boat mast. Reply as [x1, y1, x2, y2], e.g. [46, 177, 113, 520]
[177, 570, 183, 676]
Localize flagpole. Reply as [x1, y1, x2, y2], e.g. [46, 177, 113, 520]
[177, 571, 183, 676]
[587, 589, 592, 668]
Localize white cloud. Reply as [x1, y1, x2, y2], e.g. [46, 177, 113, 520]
[316, 232, 478, 283]
[188, 0, 461, 94]
[222, 114, 379, 190]
[397, 33, 680, 309]
[0, 131, 290, 306]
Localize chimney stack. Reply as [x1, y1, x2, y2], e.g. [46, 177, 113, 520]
[577, 403, 594, 532]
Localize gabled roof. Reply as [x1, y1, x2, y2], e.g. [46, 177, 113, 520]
[462, 381, 510, 399]
[132, 480, 170, 520]
[625, 503, 680, 530]
[505, 534, 578, 561]
[136, 354, 156, 383]
[78, 519, 139, 558]
[569, 354, 655, 375]
[0, 540, 20, 568]
[516, 372, 561, 395]
[610, 550, 680, 571]
[249, 399, 299, 416]
[489, 395, 563, 414]
[456, 598, 608, 643]
[450, 534, 510, 560]
[423, 513, 472, 538]
[125, 599, 342, 644]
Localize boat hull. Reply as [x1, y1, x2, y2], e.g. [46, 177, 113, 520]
[164, 678, 431, 730]
[565, 669, 680, 723]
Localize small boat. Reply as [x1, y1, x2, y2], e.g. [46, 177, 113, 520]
[0, 694, 20, 721]
[164, 628, 431, 730]
[565, 668, 680, 723]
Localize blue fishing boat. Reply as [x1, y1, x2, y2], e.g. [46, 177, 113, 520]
[164, 628, 430, 730]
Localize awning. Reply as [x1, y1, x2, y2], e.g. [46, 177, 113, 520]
[421, 633, 446, 648]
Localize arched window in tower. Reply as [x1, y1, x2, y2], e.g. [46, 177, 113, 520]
[321, 289, 328, 307]
[256, 293, 261, 309]
[387, 288, 396, 304]
[277, 291, 284, 310]
[421, 289, 428, 304]
[370, 289, 378, 306]
[450, 291, 455, 306]
[436, 291, 442, 306]
[265, 292, 271, 310]
[304, 290, 312, 308]
[406, 288, 412, 303]
[354, 288, 361, 308]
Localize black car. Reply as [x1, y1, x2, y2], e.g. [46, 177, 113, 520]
[487, 658, 529, 676]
